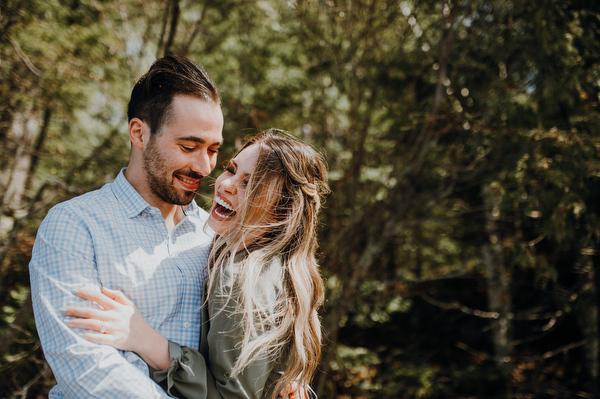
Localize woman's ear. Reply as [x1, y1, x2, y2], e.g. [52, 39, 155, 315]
[129, 118, 150, 149]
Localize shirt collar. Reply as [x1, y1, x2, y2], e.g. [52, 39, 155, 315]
[112, 168, 200, 219]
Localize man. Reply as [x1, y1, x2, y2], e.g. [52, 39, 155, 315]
[30, 55, 223, 398]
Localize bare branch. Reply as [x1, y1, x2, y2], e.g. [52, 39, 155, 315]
[163, 0, 181, 56]
[180, 0, 213, 56]
[422, 293, 576, 322]
[156, 0, 172, 57]
[456, 339, 587, 363]
[423, 294, 500, 319]
[9, 361, 52, 399]
[9, 36, 42, 76]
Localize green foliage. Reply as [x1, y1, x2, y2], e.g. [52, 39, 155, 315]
[1, 0, 599, 397]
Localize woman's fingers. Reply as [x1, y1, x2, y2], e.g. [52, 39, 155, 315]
[63, 286, 144, 353]
[62, 305, 105, 320]
[65, 317, 106, 333]
[73, 286, 133, 310]
[101, 287, 133, 306]
[73, 287, 116, 309]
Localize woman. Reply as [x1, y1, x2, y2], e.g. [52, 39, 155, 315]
[62, 129, 329, 399]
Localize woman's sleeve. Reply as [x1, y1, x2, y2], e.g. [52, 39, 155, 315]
[149, 264, 285, 399]
[150, 341, 212, 399]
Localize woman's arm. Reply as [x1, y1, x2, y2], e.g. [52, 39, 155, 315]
[150, 275, 287, 399]
[63, 281, 301, 398]
[62, 287, 172, 370]
[153, 255, 295, 399]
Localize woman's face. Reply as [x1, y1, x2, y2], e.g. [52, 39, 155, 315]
[208, 144, 260, 236]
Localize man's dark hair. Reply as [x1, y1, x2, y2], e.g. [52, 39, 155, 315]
[127, 55, 220, 135]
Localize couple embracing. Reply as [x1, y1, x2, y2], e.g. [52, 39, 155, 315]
[29, 55, 328, 399]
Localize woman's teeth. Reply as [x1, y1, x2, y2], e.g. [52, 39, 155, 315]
[214, 208, 233, 219]
[214, 194, 235, 219]
[215, 195, 233, 211]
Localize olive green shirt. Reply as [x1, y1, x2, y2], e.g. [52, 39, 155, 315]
[150, 251, 289, 398]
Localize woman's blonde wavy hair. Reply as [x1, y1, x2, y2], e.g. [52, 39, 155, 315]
[206, 128, 329, 398]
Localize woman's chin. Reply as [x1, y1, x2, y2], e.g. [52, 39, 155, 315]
[208, 209, 232, 236]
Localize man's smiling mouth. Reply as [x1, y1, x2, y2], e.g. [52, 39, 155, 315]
[176, 174, 202, 190]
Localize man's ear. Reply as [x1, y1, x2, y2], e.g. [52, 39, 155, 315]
[129, 118, 150, 149]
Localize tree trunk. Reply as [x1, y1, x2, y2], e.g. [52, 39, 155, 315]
[482, 183, 513, 386]
[0, 104, 40, 238]
[578, 247, 599, 394]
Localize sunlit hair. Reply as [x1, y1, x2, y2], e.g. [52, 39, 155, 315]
[127, 55, 219, 135]
[207, 128, 330, 398]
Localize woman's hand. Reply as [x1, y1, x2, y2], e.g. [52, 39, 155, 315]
[62, 287, 150, 354]
[63, 287, 171, 370]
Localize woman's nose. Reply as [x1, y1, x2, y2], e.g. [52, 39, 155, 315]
[222, 178, 237, 195]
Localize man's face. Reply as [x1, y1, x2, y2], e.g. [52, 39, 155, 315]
[142, 95, 223, 206]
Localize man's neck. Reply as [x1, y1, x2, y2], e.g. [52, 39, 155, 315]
[161, 205, 185, 233]
[124, 166, 185, 233]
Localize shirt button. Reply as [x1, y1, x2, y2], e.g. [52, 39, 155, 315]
[184, 322, 191, 329]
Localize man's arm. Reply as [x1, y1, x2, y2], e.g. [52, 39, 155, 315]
[29, 205, 171, 399]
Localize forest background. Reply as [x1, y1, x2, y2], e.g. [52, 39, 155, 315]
[1, 0, 599, 398]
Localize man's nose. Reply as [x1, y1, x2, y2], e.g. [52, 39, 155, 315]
[191, 151, 213, 177]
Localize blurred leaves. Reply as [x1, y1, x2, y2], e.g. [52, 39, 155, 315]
[1, 0, 600, 397]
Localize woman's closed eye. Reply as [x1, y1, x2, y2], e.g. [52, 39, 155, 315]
[223, 164, 249, 186]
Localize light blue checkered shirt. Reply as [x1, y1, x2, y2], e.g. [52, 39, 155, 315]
[29, 169, 213, 398]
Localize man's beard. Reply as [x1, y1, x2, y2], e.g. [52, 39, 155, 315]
[143, 138, 204, 206]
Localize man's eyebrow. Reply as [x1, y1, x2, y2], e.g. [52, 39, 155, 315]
[177, 136, 222, 146]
